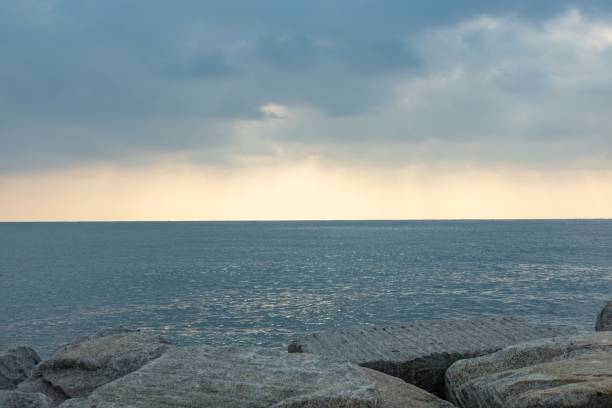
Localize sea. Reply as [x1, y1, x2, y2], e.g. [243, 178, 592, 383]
[1, 220, 611, 356]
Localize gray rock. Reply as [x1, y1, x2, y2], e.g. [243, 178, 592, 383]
[360, 367, 456, 408]
[0, 390, 52, 408]
[58, 346, 455, 408]
[288, 317, 574, 397]
[595, 302, 612, 331]
[0, 347, 41, 389]
[18, 328, 172, 405]
[57, 398, 86, 408]
[445, 332, 612, 408]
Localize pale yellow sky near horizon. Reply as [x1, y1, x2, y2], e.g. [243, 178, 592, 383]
[1, 160, 611, 221]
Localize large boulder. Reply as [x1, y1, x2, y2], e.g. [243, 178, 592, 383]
[0, 390, 52, 408]
[445, 332, 612, 408]
[288, 317, 574, 397]
[18, 328, 172, 405]
[58, 346, 455, 408]
[0, 347, 41, 389]
[595, 302, 612, 331]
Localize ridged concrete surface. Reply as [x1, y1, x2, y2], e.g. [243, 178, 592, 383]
[288, 317, 574, 396]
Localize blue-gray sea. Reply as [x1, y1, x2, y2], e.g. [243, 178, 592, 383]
[1, 220, 611, 356]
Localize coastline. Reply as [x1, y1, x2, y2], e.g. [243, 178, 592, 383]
[2, 304, 611, 407]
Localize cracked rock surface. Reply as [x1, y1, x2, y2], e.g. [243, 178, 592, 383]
[445, 332, 612, 408]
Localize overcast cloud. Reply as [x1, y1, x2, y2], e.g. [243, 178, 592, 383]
[1, 0, 612, 172]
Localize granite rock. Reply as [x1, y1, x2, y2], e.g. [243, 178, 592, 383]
[595, 302, 612, 331]
[445, 332, 612, 408]
[18, 328, 172, 405]
[0, 390, 52, 408]
[58, 346, 455, 408]
[288, 317, 574, 396]
[0, 347, 41, 390]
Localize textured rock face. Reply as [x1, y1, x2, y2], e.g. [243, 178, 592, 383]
[0, 390, 52, 408]
[58, 346, 454, 408]
[0, 347, 41, 390]
[595, 302, 612, 331]
[18, 328, 172, 404]
[360, 367, 456, 408]
[445, 332, 612, 408]
[288, 317, 574, 397]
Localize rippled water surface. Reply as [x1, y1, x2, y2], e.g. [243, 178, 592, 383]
[1, 220, 611, 355]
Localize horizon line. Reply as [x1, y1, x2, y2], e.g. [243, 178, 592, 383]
[1, 217, 611, 224]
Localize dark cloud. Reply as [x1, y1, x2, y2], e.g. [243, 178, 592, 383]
[256, 34, 319, 72]
[164, 52, 235, 79]
[1, 1, 612, 171]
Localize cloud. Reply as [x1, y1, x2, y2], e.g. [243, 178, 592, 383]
[164, 51, 235, 79]
[260, 103, 290, 120]
[227, 9, 612, 168]
[1, 1, 612, 172]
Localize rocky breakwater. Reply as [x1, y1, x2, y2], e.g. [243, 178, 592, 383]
[288, 316, 574, 397]
[445, 332, 612, 408]
[0, 347, 40, 391]
[18, 328, 172, 406]
[59, 347, 455, 408]
[5, 308, 609, 407]
[5, 327, 454, 407]
[0, 346, 49, 408]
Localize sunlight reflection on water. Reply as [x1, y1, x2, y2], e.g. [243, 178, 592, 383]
[1, 220, 611, 356]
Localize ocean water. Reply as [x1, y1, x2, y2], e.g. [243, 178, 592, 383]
[1, 220, 611, 356]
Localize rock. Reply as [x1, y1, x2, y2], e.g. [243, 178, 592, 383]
[58, 346, 455, 408]
[360, 367, 456, 408]
[288, 316, 574, 397]
[18, 328, 172, 405]
[0, 347, 41, 389]
[595, 302, 612, 331]
[56, 398, 92, 408]
[0, 390, 52, 408]
[445, 332, 612, 408]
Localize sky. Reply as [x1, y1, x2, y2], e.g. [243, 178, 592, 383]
[1, 0, 612, 221]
